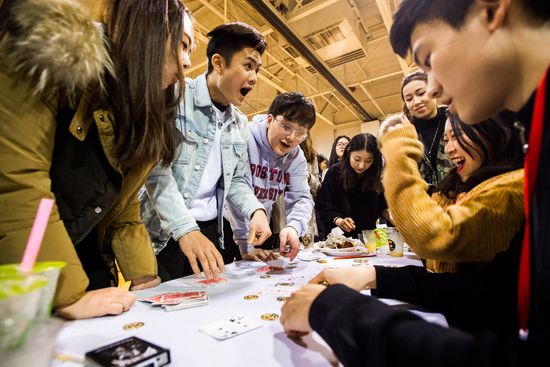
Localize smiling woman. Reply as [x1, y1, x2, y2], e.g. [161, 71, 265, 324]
[379, 110, 524, 273]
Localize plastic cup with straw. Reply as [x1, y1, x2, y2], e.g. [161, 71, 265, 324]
[1, 198, 55, 349]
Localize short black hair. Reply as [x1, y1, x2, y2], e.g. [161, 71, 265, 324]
[206, 22, 267, 74]
[268, 92, 316, 129]
[390, 0, 550, 58]
[390, 0, 474, 58]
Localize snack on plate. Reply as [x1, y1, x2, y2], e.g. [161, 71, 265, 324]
[336, 240, 354, 249]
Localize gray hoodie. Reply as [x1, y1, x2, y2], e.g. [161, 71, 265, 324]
[225, 115, 313, 252]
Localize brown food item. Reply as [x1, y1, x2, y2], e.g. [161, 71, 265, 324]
[336, 240, 354, 249]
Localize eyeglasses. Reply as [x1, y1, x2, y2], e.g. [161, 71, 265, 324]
[274, 117, 308, 141]
[336, 142, 348, 148]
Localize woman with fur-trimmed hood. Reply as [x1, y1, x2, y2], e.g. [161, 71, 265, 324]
[0, 0, 195, 319]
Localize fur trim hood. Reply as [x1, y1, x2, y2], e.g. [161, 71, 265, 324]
[2, 0, 112, 98]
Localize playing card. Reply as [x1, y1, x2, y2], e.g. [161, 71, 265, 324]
[140, 292, 205, 305]
[139, 291, 209, 311]
[196, 277, 227, 286]
[199, 314, 262, 340]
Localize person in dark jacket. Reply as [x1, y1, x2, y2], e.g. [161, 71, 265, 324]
[327, 134, 350, 168]
[0, 0, 194, 319]
[280, 0, 550, 366]
[316, 133, 387, 238]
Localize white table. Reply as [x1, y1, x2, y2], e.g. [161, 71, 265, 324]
[53, 252, 425, 367]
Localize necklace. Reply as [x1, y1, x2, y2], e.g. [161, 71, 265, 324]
[427, 117, 442, 158]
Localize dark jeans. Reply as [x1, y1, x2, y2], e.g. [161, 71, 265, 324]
[156, 218, 241, 282]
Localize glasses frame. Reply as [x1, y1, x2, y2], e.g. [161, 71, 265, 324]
[273, 116, 308, 141]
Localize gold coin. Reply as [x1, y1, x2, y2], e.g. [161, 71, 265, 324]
[318, 280, 330, 286]
[316, 259, 328, 264]
[275, 282, 294, 287]
[123, 321, 144, 330]
[260, 275, 271, 279]
[244, 294, 259, 300]
[352, 263, 363, 267]
[261, 313, 280, 321]
[276, 296, 290, 302]
[353, 258, 369, 263]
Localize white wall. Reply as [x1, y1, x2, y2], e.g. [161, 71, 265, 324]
[310, 120, 381, 158]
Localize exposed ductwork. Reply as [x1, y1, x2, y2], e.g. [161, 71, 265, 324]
[247, 0, 376, 122]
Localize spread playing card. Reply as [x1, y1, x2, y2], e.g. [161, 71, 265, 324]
[85, 336, 170, 367]
[199, 314, 262, 340]
[139, 291, 208, 311]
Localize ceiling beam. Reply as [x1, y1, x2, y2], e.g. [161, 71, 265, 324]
[373, 0, 409, 75]
[245, 0, 376, 122]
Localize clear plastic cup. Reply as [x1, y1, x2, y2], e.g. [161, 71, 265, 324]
[0, 261, 65, 318]
[386, 227, 404, 257]
[361, 230, 378, 254]
[0, 274, 47, 350]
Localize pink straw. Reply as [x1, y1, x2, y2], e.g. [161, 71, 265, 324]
[20, 198, 55, 272]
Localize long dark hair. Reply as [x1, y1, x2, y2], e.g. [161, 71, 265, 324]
[328, 135, 350, 166]
[339, 133, 383, 193]
[105, 0, 192, 168]
[300, 135, 317, 164]
[438, 111, 524, 199]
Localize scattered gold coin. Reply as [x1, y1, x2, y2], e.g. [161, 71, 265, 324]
[316, 259, 328, 264]
[243, 294, 259, 300]
[353, 258, 369, 263]
[275, 282, 294, 287]
[260, 275, 271, 279]
[276, 296, 290, 302]
[261, 313, 279, 321]
[352, 263, 363, 267]
[122, 321, 144, 330]
[318, 280, 330, 286]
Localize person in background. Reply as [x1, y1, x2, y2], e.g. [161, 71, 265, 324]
[141, 22, 271, 281]
[401, 70, 453, 193]
[280, 0, 550, 365]
[0, 0, 194, 319]
[327, 135, 350, 168]
[225, 92, 316, 261]
[316, 133, 387, 238]
[271, 134, 321, 246]
[317, 154, 328, 182]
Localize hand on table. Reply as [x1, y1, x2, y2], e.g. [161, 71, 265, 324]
[179, 230, 225, 279]
[242, 249, 279, 262]
[308, 266, 377, 291]
[280, 284, 326, 336]
[56, 287, 137, 319]
[248, 209, 272, 246]
[335, 217, 356, 233]
[279, 226, 300, 261]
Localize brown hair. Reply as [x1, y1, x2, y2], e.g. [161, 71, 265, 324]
[105, 0, 193, 168]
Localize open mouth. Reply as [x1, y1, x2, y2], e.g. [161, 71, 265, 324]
[451, 157, 465, 170]
[280, 141, 291, 149]
[240, 87, 252, 97]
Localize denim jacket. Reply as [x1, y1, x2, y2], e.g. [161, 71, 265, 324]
[141, 74, 263, 254]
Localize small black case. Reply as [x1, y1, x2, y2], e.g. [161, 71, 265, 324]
[84, 336, 170, 367]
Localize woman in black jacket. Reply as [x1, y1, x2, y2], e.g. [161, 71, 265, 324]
[316, 133, 387, 238]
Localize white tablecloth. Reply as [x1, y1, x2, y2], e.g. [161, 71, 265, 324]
[53, 252, 427, 367]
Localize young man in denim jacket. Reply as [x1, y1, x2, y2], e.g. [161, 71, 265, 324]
[141, 23, 271, 281]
